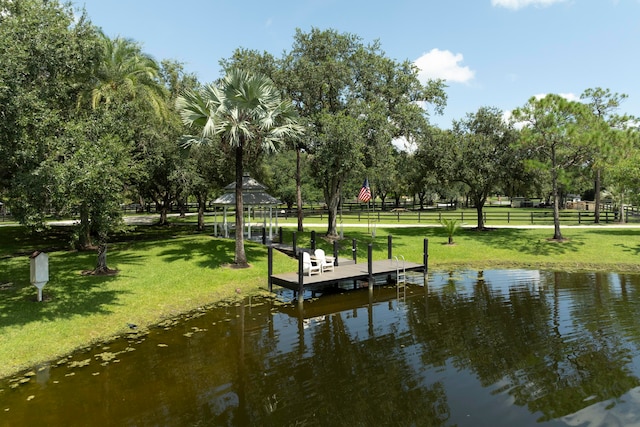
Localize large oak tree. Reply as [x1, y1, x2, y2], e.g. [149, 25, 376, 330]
[281, 28, 446, 237]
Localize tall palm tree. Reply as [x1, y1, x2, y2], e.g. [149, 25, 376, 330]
[176, 69, 304, 267]
[75, 32, 168, 274]
[79, 31, 167, 117]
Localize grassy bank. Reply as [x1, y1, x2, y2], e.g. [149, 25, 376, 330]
[1, 223, 640, 379]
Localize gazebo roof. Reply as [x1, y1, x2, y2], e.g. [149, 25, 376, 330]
[212, 174, 281, 206]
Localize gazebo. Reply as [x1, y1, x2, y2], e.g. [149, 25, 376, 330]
[211, 173, 281, 241]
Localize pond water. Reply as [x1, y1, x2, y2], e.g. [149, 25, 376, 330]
[3, 269, 640, 426]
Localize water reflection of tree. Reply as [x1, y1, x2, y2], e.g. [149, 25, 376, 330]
[406, 270, 640, 422]
[239, 306, 453, 426]
[521, 271, 640, 421]
[612, 273, 640, 350]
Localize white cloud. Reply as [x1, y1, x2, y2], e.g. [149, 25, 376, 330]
[414, 49, 475, 84]
[491, 0, 566, 10]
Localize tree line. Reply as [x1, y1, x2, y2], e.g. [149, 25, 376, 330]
[1, 0, 638, 268]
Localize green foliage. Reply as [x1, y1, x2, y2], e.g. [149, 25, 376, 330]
[177, 69, 304, 265]
[0, 0, 99, 217]
[512, 94, 593, 240]
[79, 31, 168, 118]
[4, 223, 640, 379]
[281, 28, 446, 236]
[263, 150, 321, 208]
[450, 107, 519, 230]
[440, 218, 462, 244]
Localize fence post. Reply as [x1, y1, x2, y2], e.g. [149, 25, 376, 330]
[531, 212, 534, 224]
[507, 212, 510, 223]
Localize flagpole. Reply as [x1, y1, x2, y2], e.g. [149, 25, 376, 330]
[358, 177, 372, 234]
[368, 197, 371, 234]
[367, 181, 372, 235]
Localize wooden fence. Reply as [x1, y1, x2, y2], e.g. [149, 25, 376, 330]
[301, 209, 632, 225]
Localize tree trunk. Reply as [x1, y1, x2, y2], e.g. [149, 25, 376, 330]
[326, 189, 340, 237]
[475, 200, 485, 230]
[551, 147, 563, 240]
[618, 202, 626, 224]
[594, 169, 601, 224]
[78, 203, 92, 249]
[197, 194, 205, 231]
[379, 193, 387, 211]
[94, 243, 109, 274]
[234, 144, 248, 267]
[296, 147, 304, 232]
[159, 198, 168, 225]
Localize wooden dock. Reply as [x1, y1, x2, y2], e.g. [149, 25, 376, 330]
[267, 238, 429, 303]
[269, 258, 425, 303]
[271, 259, 423, 290]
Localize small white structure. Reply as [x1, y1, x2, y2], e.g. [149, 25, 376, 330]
[30, 251, 49, 302]
[212, 173, 281, 241]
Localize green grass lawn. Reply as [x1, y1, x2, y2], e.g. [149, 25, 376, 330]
[1, 222, 640, 380]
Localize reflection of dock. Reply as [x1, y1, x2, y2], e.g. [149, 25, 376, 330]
[279, 283, 426, 319]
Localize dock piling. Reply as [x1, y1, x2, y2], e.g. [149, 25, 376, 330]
[367, 243, 373, 289]
[352, 238, 357, 263]
[268, 246, 273, 292]
[293, 232, 297, 255]
[297, 252, 304, 304]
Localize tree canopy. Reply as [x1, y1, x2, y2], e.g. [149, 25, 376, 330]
[177, 69, 304, 266]
[513, 94, 592, 240]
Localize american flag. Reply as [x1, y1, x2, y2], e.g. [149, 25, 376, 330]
[358, 178, 371, 203]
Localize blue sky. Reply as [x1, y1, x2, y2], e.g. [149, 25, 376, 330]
[72, 0, 639, 129]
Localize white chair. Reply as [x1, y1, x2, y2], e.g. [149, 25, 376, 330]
[314, 249, 335, 273]
[302, 252, 321, 276]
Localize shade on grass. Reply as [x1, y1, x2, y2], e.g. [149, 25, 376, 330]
[0, 233, 295, 379]
[2, 224, 640, 379]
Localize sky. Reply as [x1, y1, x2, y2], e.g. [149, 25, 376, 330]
[71, 0, 640, 129]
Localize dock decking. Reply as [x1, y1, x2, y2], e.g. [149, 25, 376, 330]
[270, 258, 425, 293]
[267, 237, 429, 303]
